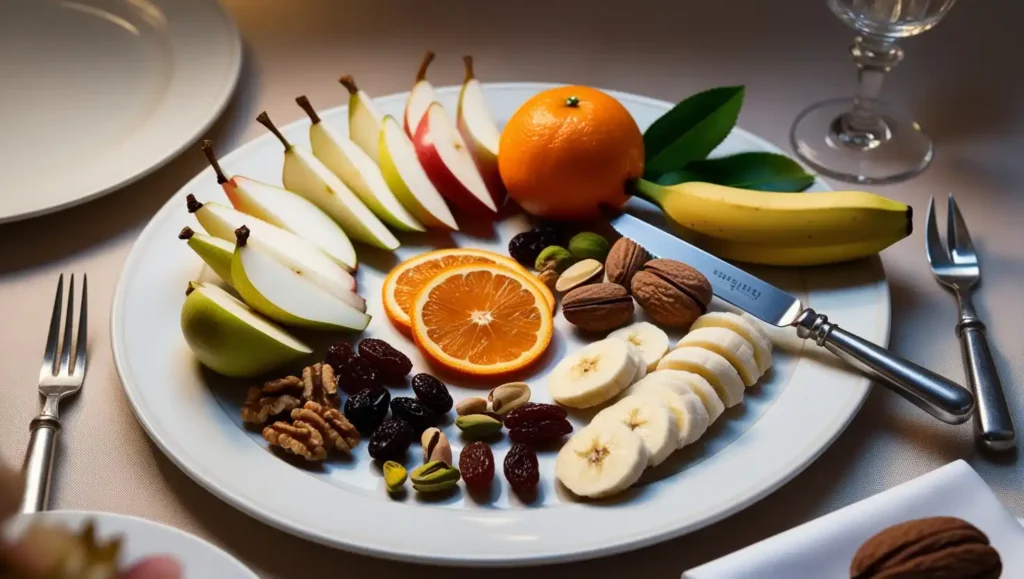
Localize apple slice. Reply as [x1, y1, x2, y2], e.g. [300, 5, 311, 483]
[186, 195, 357, 300]
[296, 96, 424, 233]
[457, 56, 505, 209]
[179, 226, 234, 286]
[257, 112, 400, 251]
[404, 50, 437, 137]
[231, 227, 371, 331]
[340, 75, 384, 164]
[202, 140, 357, 271]
[414, 102, 498, 216]
[378, 115, 459, 230]
[181, 282, 312, 378]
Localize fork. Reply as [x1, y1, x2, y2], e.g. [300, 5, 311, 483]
[19, 274, 88, 513]
[926, 196, 1015, 451]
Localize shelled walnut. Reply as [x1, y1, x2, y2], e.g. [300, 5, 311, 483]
[241, 364, 340, 425]
[293, 402, 360, 454]
[262, 421, 327, 461]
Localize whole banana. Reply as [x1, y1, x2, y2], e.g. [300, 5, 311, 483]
[632, 180, 912, 266]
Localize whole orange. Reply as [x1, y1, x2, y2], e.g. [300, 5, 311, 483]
[498, 86, 644, 220]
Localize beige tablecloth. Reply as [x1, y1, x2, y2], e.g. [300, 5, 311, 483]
[1, 1, 1022, 576]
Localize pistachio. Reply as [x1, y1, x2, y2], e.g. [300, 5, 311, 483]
[410, 460, 461, 493]
[537, 267, 559, 290]
[382, 461, 407, 493]
[455, 414, 503, 439]
[561, 282, 635, 332]
[555, 259, 603, 293]
[456, 397, 488, 416]
[568, 232, 611, 261]
[487, 382, 532, 416]
[534, 246, 575, 273]
[420, 427, 452, 465]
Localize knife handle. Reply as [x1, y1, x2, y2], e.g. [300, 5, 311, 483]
[793, 309, 975, 425]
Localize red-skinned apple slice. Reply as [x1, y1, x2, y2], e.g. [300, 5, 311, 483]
[456, 56, 505, 210]
[414, 102, 498, 215]
[404, 50, 437, 137]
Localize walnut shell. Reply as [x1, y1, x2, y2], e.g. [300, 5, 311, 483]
[643, 259, 712, 306]
[561, 283, 634, 332]
[605, 237, 650, 291]
[851, 517, 1001, 579]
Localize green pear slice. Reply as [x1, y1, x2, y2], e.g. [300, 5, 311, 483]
[179, 227, 234, 286]
[296, 96, 424, 232]
[187, 196, 357, 298]
[181, 282, 312, 377]
[257, 112, 399, 250]
[231, 228, 371, 331]
[340, 75, 384, 163]
[378, 115, 459, 230]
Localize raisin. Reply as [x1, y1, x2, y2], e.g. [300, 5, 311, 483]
[503, 443, 539, 495]
[343, 387, 391, 435]
[504, 403, 568, 429]
[324, 342, 355, 371]
[534, 225, 562, 248]
[411, 373, 453, 414]
[508, 419, 573, 445]
[335, 356, 382, 394]
[459, 442, 494, 491]
[390, 397, 436, 434]
[368, 419, 414, 462]
[508, 231, 546, 267]
[358, 338, 412, 382]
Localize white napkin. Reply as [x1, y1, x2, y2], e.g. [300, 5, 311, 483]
[683, 460, 1024, 578]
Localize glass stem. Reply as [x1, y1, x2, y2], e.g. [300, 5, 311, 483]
[836, 35, 903, 149]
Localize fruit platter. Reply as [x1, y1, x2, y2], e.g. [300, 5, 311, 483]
[112, 55, 893, 565]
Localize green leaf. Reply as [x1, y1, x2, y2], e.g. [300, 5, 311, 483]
[643, 86, 744, 175]
[654, 152, 815, 192]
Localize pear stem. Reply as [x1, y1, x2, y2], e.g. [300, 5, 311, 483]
[339, 75, 359, 95]
[235, 225, 250, 246]
[178, 226, 195, 240]
[416, 51, 435, 82]
[630, 178, 668, 207]
[186, 194, 203, 214]
[200, 140, 229, 184]
[256, 112, 291, 150]
[295, 95, 320, 124]
[463, 55, 475, 82]
[185, 282, 197, 297]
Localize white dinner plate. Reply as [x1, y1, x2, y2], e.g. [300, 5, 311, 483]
[0, 0, 241, 223]
[5, 510, 257, 578]
[111, 83, 889, 566]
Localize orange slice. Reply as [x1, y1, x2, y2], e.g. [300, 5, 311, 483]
[411, 264, 553, 376]
[382, 248, 554, 332]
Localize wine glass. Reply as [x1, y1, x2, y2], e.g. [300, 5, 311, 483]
[791, 0, 958, 184]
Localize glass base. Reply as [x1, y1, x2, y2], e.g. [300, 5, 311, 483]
[790, 98, 933, 184]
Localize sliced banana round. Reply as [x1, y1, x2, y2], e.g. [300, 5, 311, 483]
[621, 379, 709, 448]
[628, 343, 648, 384]
[676, 327, 760, 387]
[691, 312, 773, 375]
[657, 347, 745, 408]
[556, 421, 649, 498]
[593, 395, 677, 467]
[608, 322, 669, 371]
[628, 370, 725, 425]
[549, 338, 638, 409]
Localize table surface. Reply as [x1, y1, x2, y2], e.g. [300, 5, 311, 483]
[1, 0, 1022, 576]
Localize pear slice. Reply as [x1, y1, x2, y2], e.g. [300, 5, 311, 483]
[296, 96, 424, 232]
[413, 102, 497, 215]
[378, 115, 459, 230]
[340, 75, 384, 163]
[404, 50, 438, 137]
[179, 226, 234, 286]
[456, 56, 505, 208]
[231, 227, 371, 331]
[257, 112, 400, 251]
[202, 140, 357, 270]
[181, 282, 312, 377]
[186, 195, 357, 300]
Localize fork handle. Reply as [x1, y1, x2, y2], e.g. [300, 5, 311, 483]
[958, 320, 1016, 451]
[19, 416, 60, 513]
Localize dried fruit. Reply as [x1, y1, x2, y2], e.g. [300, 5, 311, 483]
[411, 373, 453, 414]
[568, 232, 611, 261]
[344, 387, 391, 435]
[561, 283, 634, 332]
[383, 461, 407, 493]
[455, 414, 503, 439]
[456, 397, 489, 416]
[487, 382, 532, 416]
[851, 516, 1002, 579]
[459, 441, 495, 491]
[368, 419, 414, 462]
[504, 443, 540, 495]
[555, 259, 603, 293]
[631, 259, 711, 329]
[324, 342, 355, 371]
[335, 355, 383, 394]
[358, 338, 413, 382]
[421, 427, 453, 465]
[508, 231, 547, 267]
[605, 237, 650, 290]
[535, 245, 576, 273]
[504, 403, 568, 429]
[390, 397, 437, 434]
[410, 461, 461, 493]
[509, 419, 573, 445]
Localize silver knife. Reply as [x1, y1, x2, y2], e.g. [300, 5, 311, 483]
[605, 209, 974, 425]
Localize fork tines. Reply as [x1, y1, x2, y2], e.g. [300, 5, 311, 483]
[925, 195, 980, 274]
[41, 274, 88, 380]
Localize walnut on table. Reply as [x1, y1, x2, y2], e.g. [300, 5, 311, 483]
[263, 401, 360, 461]
[240, 364, 339, 425]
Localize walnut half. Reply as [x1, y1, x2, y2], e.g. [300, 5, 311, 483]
[262, 421, 327, 461]
[240, 365, 340, 425]
[292, 401, 360, 454]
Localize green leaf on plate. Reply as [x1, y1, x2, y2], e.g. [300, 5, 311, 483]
[643, 86, 744, 176]
[653, 152, 815, 192]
